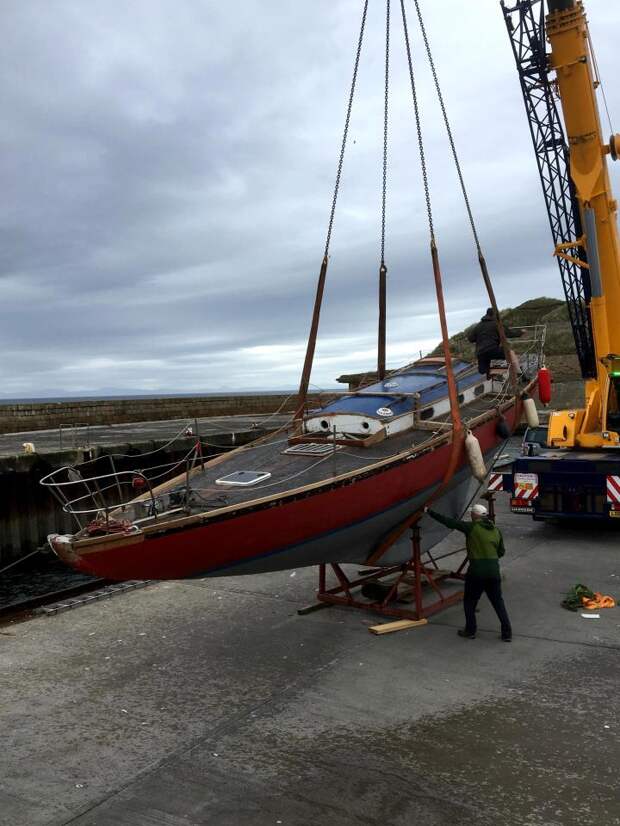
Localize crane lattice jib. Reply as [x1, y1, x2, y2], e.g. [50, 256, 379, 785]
[501, 0, 597, 379]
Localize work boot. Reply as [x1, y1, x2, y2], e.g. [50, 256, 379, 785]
[501, 634, 512, 642]
[457, 629, 476, 639]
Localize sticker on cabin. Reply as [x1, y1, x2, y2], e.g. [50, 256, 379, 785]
[384, 381, 399, 389]
[376, 407, 394, 417]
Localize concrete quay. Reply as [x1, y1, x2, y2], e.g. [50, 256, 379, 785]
[1, 496, 618, 826]
[0, 413, 291, 459]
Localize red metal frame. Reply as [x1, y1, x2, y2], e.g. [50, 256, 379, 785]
[314, 526, 467, 621]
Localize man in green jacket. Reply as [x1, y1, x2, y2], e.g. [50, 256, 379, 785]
[424, 502, 512, 641]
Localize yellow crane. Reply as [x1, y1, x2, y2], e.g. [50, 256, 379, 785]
[545, 0, 620, 448]
[503, 0, 620, 519]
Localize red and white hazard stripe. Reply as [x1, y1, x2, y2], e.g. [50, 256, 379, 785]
[606, 475, 620, 505]
[516, 485, 539, 502]
[488, 473, 504, 492]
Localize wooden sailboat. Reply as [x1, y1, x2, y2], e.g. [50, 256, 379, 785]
[43, 0, 538, 581]
[44, 358, 532, 580]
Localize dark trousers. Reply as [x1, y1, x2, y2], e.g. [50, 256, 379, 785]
[464, 574, 512, 638]
[477, 346, 506, 376]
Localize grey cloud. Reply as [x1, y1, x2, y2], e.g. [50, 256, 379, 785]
[1, 0, 618, 398]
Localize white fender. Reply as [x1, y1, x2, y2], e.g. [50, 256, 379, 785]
[523, 397, 539, 428]
[465, 431, 486, 482]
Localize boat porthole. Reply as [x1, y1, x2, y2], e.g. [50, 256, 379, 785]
[362, 422, 370, 430]
[320, 420, 330, 430]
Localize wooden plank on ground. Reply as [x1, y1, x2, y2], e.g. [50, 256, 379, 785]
[368, 618, 428, 635]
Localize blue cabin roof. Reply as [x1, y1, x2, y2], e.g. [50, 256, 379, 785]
[308, 361, 486, 421]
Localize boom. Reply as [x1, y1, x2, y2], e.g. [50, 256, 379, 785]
[502, 0, 596, 379]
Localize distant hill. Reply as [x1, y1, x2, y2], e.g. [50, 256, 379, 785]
[337, 297, 581, 388]
[432, 297, 580, 382]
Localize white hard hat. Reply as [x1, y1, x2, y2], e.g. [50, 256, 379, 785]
[471, 503, 488, 517]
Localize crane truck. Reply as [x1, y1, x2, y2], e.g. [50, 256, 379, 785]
[500, 0, 620, 519]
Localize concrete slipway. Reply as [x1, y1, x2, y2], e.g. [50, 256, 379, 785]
[1, 498, 619, 826]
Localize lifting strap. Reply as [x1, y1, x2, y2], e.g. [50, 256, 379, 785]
[295, 0, 369, 421]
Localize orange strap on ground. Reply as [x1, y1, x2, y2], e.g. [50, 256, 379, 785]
[581, 593, 616, 609]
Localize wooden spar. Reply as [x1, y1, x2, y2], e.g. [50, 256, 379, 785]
[477, 252, 518, 393]
[378, 262, 387, 381]
[431, 239, 463, 442]
[294, 255, 329, 421]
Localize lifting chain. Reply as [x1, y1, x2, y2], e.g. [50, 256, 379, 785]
[399, 0, 463, 453]
[400, 0, 435, 241]
[378, 0, 391, 380]
[324, 0, 369, 258]
[411, 0, 481, 252]
[381, 0, 391, 265]
[412, 0, 518, 392]
[297, 0, 369, 418]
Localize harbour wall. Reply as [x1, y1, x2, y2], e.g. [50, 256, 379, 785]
[0, 384, 581, 437]
[0, 392, 333, 435]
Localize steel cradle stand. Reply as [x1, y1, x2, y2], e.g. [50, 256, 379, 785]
[298, 493, 497, 622]
[299, 529, 468, 622]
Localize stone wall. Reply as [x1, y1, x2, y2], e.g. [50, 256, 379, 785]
[0, 392, 333, 435]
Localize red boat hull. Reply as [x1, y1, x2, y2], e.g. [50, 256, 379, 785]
[54, 405, 518, 581]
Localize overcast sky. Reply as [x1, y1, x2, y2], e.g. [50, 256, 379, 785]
[1, 0, 619, 398]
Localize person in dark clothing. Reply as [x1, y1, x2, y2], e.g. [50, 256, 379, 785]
[467, 308, 524, 378]
[424, 502, 512, 641]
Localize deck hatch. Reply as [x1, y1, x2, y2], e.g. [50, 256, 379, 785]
[215, 471, 272, 487]
[284, 443, 343, 457]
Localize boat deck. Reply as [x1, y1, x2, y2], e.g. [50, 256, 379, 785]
[121, 388, 512, 526]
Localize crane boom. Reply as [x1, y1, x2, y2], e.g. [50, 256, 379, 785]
[502, 0, 596, 380]
[504, 0, 620, 449]
[546, 0, 620, 447]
